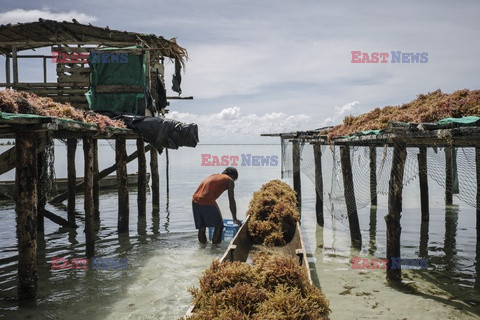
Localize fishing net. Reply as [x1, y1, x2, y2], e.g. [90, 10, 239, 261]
[280, 138, 477, 221]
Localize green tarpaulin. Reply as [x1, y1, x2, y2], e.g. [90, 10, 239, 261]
[436, 116, 480, 125]
[86, 46, 147, 114]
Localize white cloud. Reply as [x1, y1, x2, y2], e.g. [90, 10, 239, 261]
[323, 101, 360, 126]
[0, 8, 97, 24]
[334, 101, 360, 116]
[168, 107, 314, 142]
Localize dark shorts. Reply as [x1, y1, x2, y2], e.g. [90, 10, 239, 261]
[192, 201, 223, 229]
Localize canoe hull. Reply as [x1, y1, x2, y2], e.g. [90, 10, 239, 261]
[185, 215, 312, 317]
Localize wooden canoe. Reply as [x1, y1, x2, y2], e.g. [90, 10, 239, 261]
[185, 215, 312, 317]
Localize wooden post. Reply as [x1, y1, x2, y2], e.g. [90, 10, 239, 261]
[137, 139, 146, 217]
[445, 146, 453, 205]
[418, 146, 429, 222]
[67, 138, 77, 224]
[43, 57, 47, 83]
[116, 138, 129, 233]
[36, 134, 47, 232]
[340, 145, 362, 248]
[385, 142, 407, 281]
[370, 146, 377, 206]
[476, 147, 480, 242]
[93, 139, 100, 221]
[12, 46, 18, 84]
[83, 138, 95, 258]
[313, 142, 323, 226]
[50, 145, 152, 204]
[150, 148, 160, 211]
[16, 132, 38, 300]
[292, 140, 302, 208]
[5, 54, 10, 87]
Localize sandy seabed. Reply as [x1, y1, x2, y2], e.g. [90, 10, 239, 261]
[316, 251, 480, 320]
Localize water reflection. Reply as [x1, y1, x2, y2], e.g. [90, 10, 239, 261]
[164, 202, 171, 233]
[137, 217, 147, 243]
[444, 205, 458, 272]
[476, 241, 480, 291]
[164, 182, 171, 232]
[369, 206, 377, 256]
[151, 209, 160, 234]
[419, 218, 429, 258]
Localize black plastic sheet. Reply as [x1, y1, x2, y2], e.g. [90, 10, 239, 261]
[118, 115, 198, 152]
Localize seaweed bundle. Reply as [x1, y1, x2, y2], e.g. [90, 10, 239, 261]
[187, 253, 330, 320]
[0, 89, 126, 130]
[247, 180, 300, 246]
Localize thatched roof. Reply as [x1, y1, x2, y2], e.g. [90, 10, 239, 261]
[0, 19, 187, 65]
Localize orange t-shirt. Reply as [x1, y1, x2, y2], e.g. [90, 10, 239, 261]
[192, 174, 232, 205]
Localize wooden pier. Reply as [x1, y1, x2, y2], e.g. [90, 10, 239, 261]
[263, 120, 480, 282]
[1, 115, 163, 297]
[0, 19, 189, 301]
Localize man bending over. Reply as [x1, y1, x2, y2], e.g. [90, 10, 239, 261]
[192, 167, 241, 244]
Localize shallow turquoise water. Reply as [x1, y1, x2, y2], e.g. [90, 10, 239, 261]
[0, 143, 479, 319]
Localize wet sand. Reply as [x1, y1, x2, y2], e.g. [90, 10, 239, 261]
[315, 238, 480, 320]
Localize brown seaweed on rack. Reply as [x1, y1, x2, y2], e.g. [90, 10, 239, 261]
[0, 89, 126, 130]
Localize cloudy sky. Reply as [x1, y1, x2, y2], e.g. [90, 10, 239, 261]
[0, 1, 479, 143]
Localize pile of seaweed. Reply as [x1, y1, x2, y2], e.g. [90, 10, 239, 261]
[0, 89, 125, 130]
[326, 89, 480, 139]
[187, 253, 330, 320]
[247, 180, 300, 246]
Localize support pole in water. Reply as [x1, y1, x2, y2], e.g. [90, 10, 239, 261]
[37, 133, 47, 232]
[292, 140, 301, 208]
[137, 139, 147, 217]
[476, 147, 480, 242]
[116, 138, 129, 233]
[340, 145, 362, 249]
[385, 142, 407, 281]
[83, 137, 95, 258]
[16, 131, 38, 300]
[369, 145, 377, 206]
[313, 142, 323, 226]
[418, 146, 429, 222]
[93, 139, 100, 221]
[150, 148, 160, 211]
[445, 146, 453, 205]
[67, 138, 77, 224]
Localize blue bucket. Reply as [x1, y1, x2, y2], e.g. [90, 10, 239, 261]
[208, 219, 242, 241]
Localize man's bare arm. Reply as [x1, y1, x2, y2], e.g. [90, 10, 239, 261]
[227, 179, 241, 225]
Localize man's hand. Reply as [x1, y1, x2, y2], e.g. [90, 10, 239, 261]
[233, 219, 242, 226]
